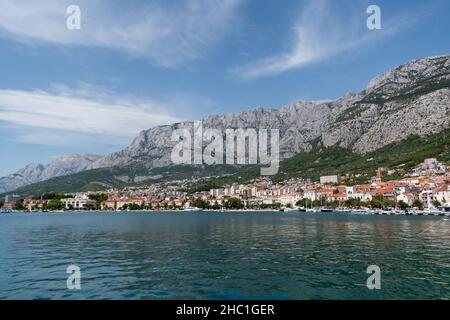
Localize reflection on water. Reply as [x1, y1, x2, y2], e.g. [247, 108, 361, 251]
[0, 212, 448, 299]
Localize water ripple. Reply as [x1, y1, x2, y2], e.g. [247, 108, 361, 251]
[0, 212, 448, 299]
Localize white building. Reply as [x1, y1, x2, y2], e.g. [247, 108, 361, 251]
[345, 186, 364, 200]
[434, 185, 450, 205]
[362, 192, 373, 202]
[397, 192, 417, 206]
[420, 188, 435, 207]
[277, 195, 302, 206]
[422, 158, 439, 171]
[210, 188, 225, 197]
[303, 190, 318, 201]
[320, 175, 340, 184]
[61, 196, 96, 210]
[421, 158, 446, 175]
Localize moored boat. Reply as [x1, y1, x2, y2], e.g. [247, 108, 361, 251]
[351, 209, 370, 215]
[184, 207, 203, 212]
[280, 207, 299, 212]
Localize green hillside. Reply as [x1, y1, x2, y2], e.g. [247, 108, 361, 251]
[185, 129, 450, 191]
[2, 164, 242, 197]
[275, 128, 449, 183]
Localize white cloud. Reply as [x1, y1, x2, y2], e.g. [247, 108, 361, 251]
[230, 0, 413, 80]
[0, 0, 242, 67]
[0, 84, 185, 147]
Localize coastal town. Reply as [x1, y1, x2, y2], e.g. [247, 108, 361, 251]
[1, 158, 450, 216]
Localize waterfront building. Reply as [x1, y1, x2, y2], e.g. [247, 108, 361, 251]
[25, 199, 47, 211]
[207, 198, 224, 206]
[61, 196, 96, 210]
[345, 186, 364, 200]
[262, 198, 276, 205]
[433, 185, 450, 205]
[397, 192, 417, 206]
[103, 200, 117, 210]
[303, 189, 318, 201]
[277, 194, 302, 206]
[330, 193, 346, 202]
[174, 198, 184, 207]
[420, 188, 435, 205]
[362, 192, 373, 202]
[2, 201, 16, 209]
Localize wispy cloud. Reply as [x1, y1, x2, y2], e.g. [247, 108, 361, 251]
[0, 84, 186, 147]
[230, 0, 416, 80]
[0, 0, 242, 67]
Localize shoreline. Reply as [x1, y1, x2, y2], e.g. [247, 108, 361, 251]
[1, 208, 449, 217]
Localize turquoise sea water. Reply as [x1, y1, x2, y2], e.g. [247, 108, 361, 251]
[0, 211, 448, 300]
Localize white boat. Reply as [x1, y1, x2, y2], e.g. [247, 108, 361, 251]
[424, 208, 443, 216]
[424, 196, 443, 215]
[280, 207, 299, 212]
[298, 207, 318, 212]
[0, 208, 12, 213]
[336, 207, 352, 213]
[351, 209, 370, 215]
[184, 207, 203, 212]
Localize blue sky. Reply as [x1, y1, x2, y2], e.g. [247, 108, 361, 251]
[0, 0, 449, 176]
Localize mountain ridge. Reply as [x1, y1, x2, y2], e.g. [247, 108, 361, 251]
[0, 154, 101, 193]
[87, 55, 450, 169]
[2, 55, 449, 194]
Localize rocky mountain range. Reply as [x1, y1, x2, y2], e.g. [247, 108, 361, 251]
[88, 55, 450, 168]
[1, 55, 449, 194]
[0, 154, 101, 193]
